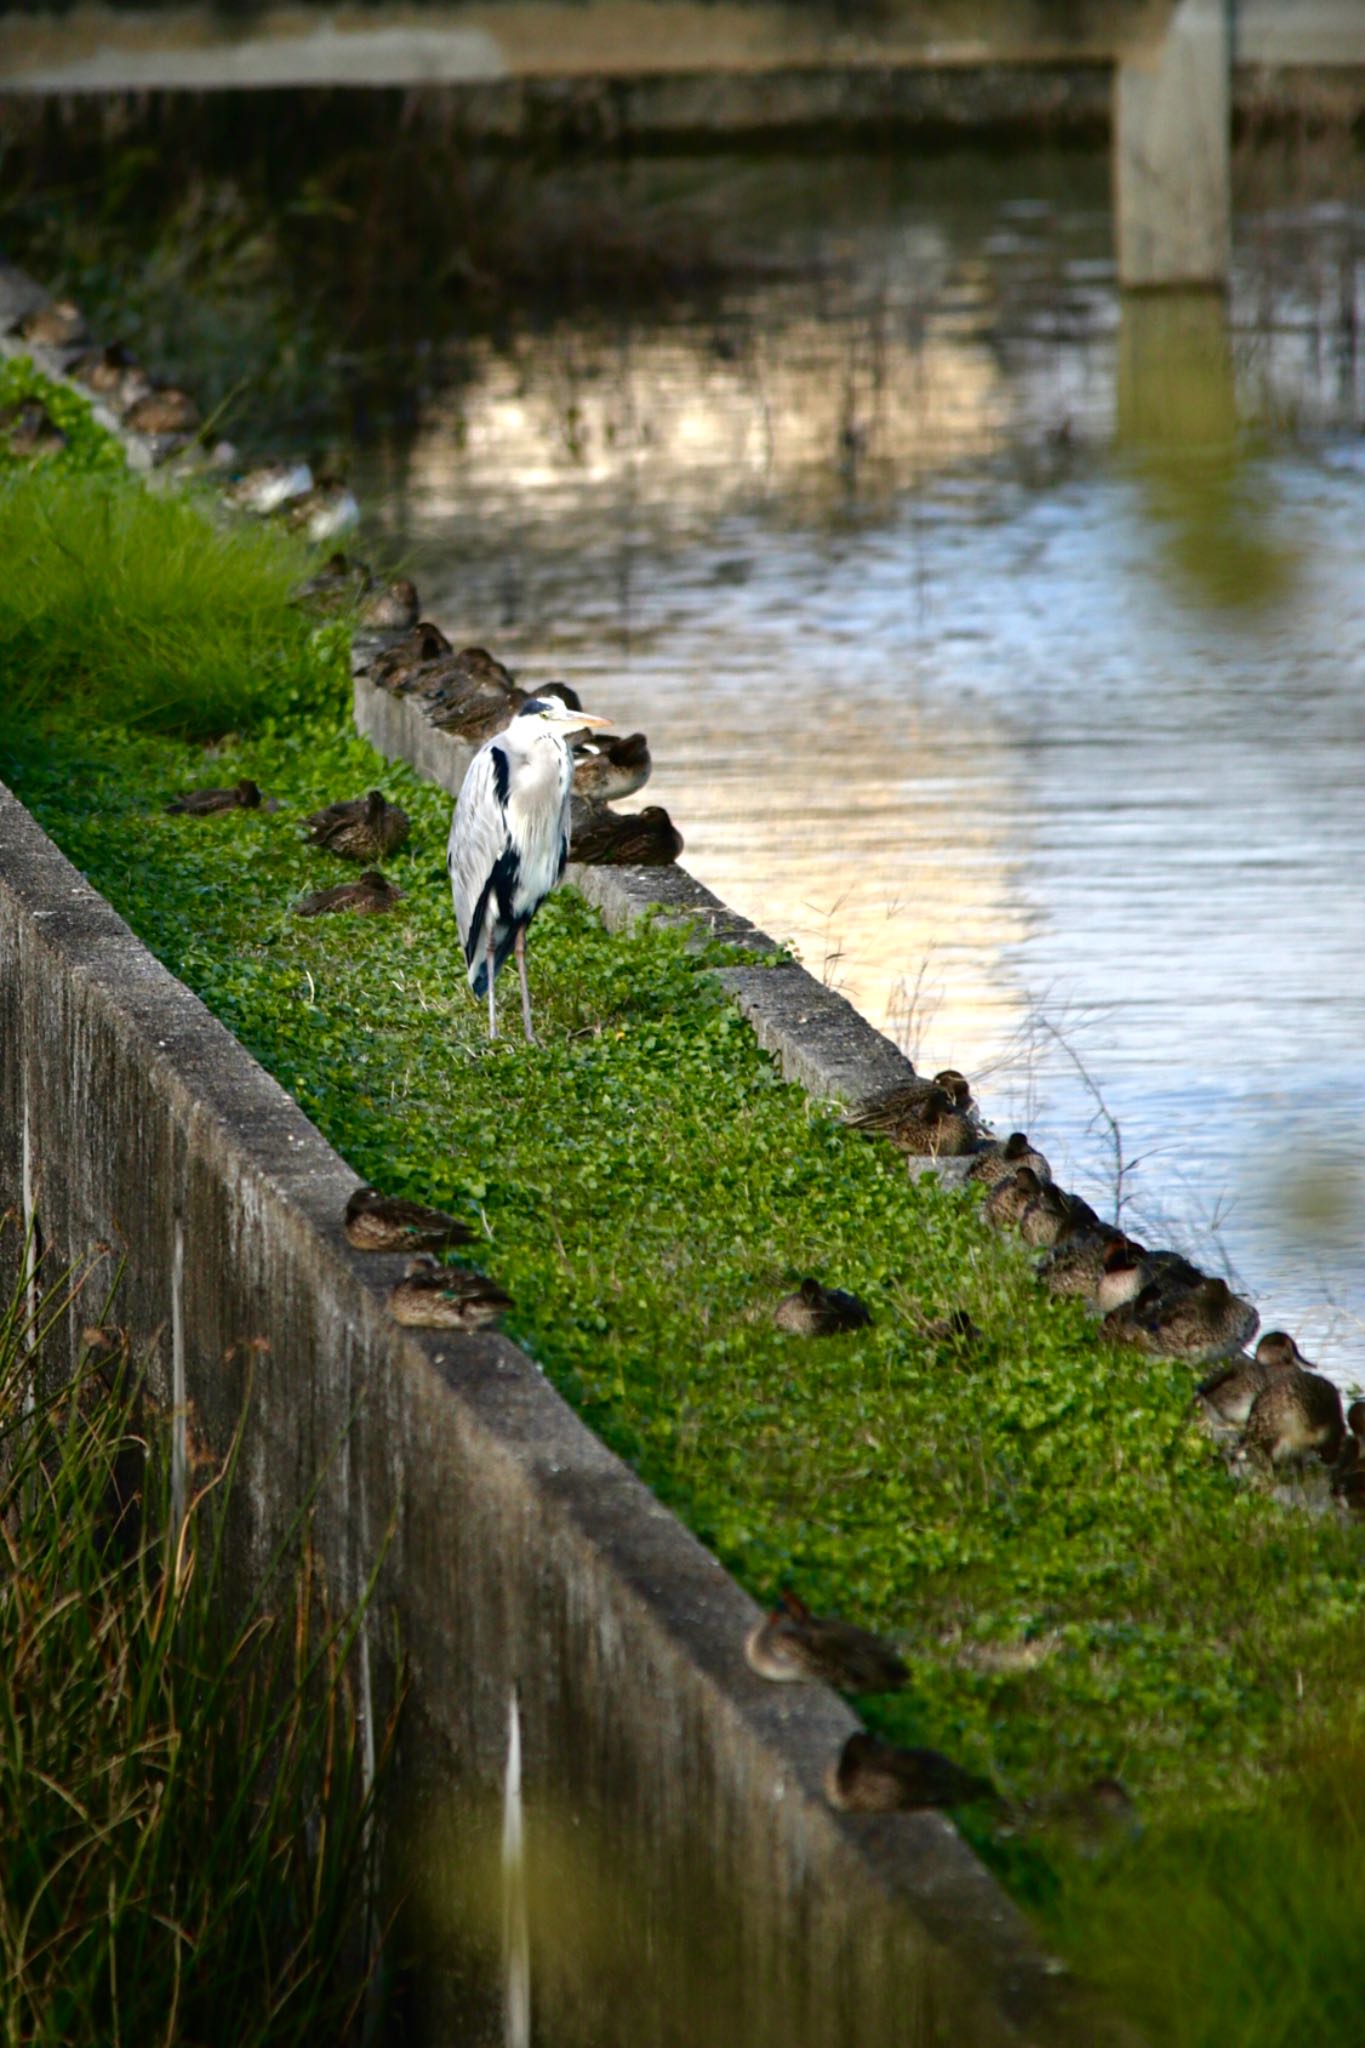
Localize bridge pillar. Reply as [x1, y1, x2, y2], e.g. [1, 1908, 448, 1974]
[1114, 0, 1231, 288]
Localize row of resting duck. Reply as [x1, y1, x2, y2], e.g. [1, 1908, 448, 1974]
[5, 298, 360, 539]
[161, 554, 684, 908]
[792, 1066, 1360, 1497]
[307, 553, 687, 866]
[8, 297, 201, 439]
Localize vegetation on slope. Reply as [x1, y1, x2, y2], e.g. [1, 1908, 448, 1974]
[0, 373, 326, 734]
[0, 1233, 386, 2047]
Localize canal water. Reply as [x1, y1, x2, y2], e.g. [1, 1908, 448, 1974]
[353, 150, 1365, 1388]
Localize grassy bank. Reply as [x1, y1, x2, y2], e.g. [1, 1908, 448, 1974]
[5, 377, 1365, 2043]
[0, 1232, 386, 2046]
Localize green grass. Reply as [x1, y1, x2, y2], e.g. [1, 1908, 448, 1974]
[0, 436, 329, 737]
[6, 370, 1365, 2041]
[1053, 1745, 1365, 2048]
[0, 1229, 387, 2047]
[0, 356, 127, 480]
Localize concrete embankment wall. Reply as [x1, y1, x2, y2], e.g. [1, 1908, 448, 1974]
[0, 777, 1131, 2046]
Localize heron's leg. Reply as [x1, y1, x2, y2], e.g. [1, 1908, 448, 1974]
[515, 927, 536, 1045]
[486, 931, 498, 1039]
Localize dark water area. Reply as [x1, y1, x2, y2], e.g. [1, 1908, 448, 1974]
[345, 146, 1365, 1388]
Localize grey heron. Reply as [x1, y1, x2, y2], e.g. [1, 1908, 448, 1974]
[448, 694, 610, 1043]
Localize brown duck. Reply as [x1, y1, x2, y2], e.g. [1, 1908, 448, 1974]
[424, 650, 528, 736]
[968, 1132, 1052, 1188]
[367, 621, 454, 691]
[745, 1591, 907, 1692]
[387, 1254, 512, 1330]
[1097, 1243, 1204, 1317]
[16, 299, 88, 348]
[304, 789, 411, 862]
[71, 341, 144, 398]
[291, 551, 373, 612]
[0, 399, 66, 458]
[226, 459, 315, 516]
[845, 1080, 977, 1159]
[165, 778, 263, 816]
[1196, 1330, 1311, 1428]
[931, 1069, 976, 1114]
[1102, 1275, 1257, 1361]
[572, 732, 652, 802]
[1036, 1227, 1128, 1300]
[343, 1185, 476, 1253]
[825, 1732, 996, 1813]
[1020, 1181, 1100, 1250]
[774, 1278, 871, 1336]
[1094, 1240, 1151, 1315]
[569, 800, 684, 866]
[125, 387, 201, 436]
[293, 870, 404, 917]
[422, 644, 517, 707]
[1244, 1363, 1344, 1466]
[985, 1166, 1047, 1230]
[360, 579, 421, 631]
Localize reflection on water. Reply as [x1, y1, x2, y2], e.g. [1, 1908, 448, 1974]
[355, 154, 1365, 1385]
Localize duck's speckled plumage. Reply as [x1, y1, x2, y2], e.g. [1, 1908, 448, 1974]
[745, 1591, 906, 1692]
[825, 1732, 996, 1813]
[344, 1186, 476, 1254]
[774, 1278, 872, 1337]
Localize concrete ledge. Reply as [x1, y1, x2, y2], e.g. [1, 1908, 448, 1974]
[0, 773, 1126, 2042]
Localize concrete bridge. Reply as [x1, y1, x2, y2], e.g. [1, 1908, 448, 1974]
[2, 1, 1364, 285]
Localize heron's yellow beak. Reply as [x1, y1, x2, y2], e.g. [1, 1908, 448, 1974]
[561, 710, 613, 732]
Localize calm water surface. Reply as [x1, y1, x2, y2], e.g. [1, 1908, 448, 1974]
[355, 156, 1365, 1386]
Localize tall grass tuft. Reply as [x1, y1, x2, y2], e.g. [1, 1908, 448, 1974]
[0, 1229, 390, 2046]
[1053, 1755, 1365, 2048]
[0, 466, 335, 739]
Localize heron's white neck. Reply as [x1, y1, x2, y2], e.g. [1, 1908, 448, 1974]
[506, 721, 569, 767]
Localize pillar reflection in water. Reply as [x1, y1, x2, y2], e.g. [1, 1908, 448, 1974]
[1117, 288, 1297, 612]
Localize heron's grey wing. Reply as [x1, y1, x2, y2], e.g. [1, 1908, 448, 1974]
[447, 739, 513, 979]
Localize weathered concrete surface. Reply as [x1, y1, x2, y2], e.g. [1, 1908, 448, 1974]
[9, 0, 1365, 94]
[0, 0, 1169, 93]
[353, 663, 477, 802]
[1114, 0, 1231, 287]
[0, 778, 1132, 2044]
[4, 0, 1364, 98]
